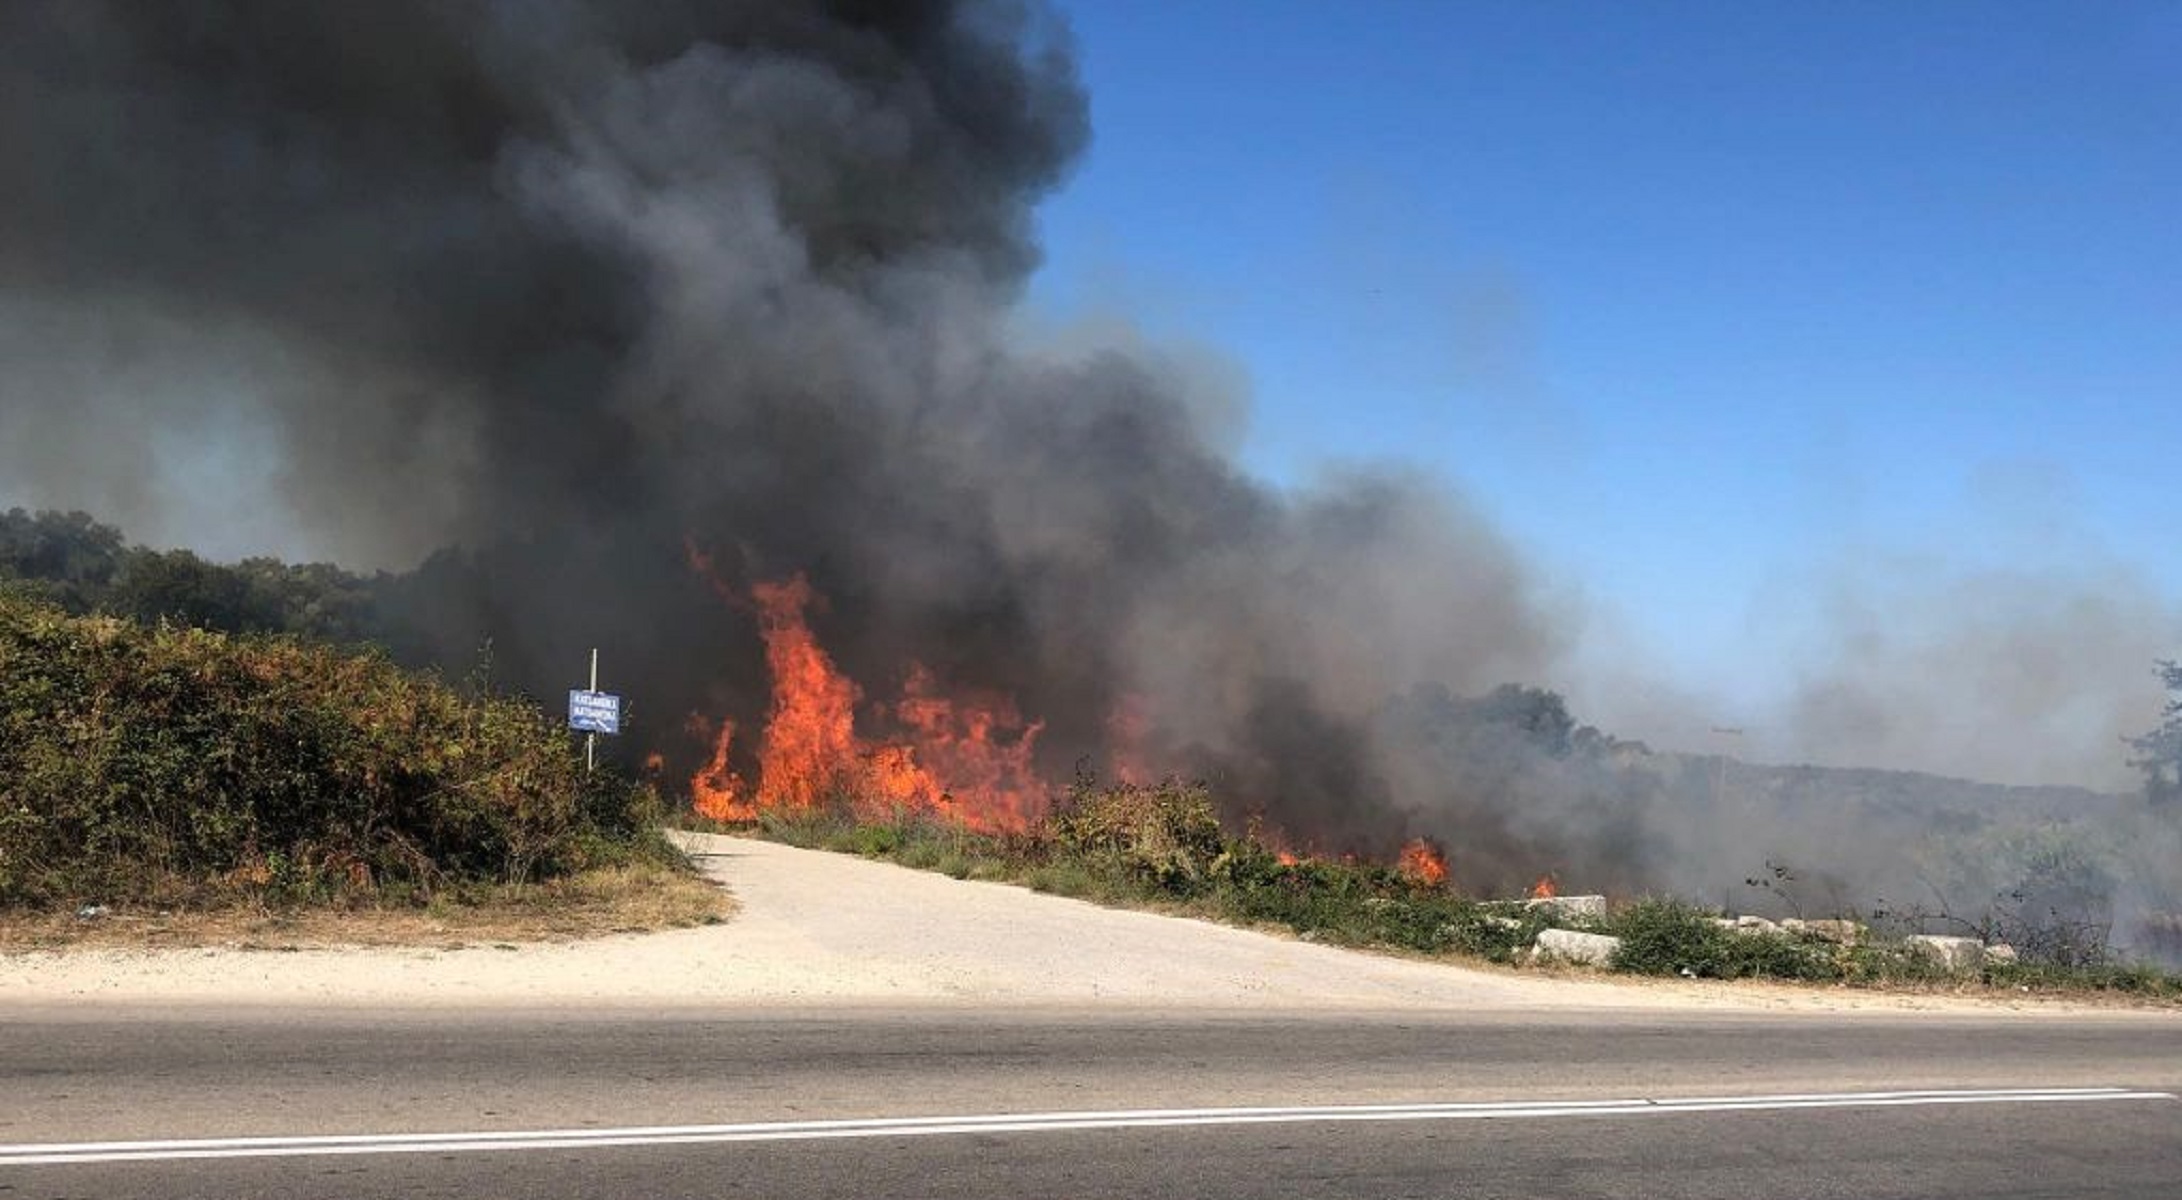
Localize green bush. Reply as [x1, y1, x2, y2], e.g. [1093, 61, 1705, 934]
[1986, 958, 2181, 998]
[1049, 778, 1226, 895]
[1023, 859, 1096, 898]
[1607, 899, 1837, 980]
[0, 594, 657, 907]
[843, 822, 905, 858]
[1437, 903, 1555, 962]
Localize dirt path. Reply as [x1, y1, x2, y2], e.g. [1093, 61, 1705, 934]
[0, 834, 2158, 1015]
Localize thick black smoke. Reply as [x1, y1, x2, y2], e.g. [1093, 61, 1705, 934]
[0, 0, 1586, 880]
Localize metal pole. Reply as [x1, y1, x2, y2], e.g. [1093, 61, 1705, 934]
[586, 647, 599, 774]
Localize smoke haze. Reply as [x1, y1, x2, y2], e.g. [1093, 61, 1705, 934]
[1774, 557, 2179, 792]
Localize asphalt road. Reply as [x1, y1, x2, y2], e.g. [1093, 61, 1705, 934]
[3, 1006, 2176, 1198]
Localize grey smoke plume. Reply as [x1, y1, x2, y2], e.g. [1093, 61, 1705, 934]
[0, 0, 1572, 875]
[1777, 557, 2181, 792]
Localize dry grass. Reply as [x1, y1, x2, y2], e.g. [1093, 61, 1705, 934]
[0, 861, 733, 953]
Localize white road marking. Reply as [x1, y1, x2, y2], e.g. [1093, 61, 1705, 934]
[2, 1087, 2171, 1166]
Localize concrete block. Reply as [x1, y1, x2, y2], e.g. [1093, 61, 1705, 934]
[1524, 894, 1607, 922]
[1780, 918, 1865, 945]
[1532, 928, 1622, 967]
[1905, 934, 1985, 972]
[1709, 915, 1781, 936]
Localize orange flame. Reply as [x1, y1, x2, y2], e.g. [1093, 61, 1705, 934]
[1397, 838, 1450, 887]
[687, 572, 1046, 831]
[690, 714, 750, 821]
[749, 576, 864, 812]
[1105, 694, 1152, 785]
[682, 566, 1497, 871]
[890, 663, 1046, 829]
[1249, 818, 1309, 868]
[1529, 874, 1559, 899]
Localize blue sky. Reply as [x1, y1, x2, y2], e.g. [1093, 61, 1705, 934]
[1029, 2, 2181, 730]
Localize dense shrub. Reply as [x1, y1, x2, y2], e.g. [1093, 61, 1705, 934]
[1049, 778, 1226, 894]
[1985, 958, 2182, 999]
[0, 593, 657, 907]
[1607, 899, 1836, 980]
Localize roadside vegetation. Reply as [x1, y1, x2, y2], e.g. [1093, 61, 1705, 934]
[695, 776, 2182, 1004]
[1604, 897, 2177, 997]
[0, 590, 724, 943]
[6, 506, 2173, 985]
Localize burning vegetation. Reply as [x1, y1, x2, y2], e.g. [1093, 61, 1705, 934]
[1397, 839, 1451, 888]
[689, 574, 1044, 832]
[685, 570, 1504, 882]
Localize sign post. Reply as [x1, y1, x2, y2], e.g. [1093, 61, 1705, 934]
[567, 648, 622, 773]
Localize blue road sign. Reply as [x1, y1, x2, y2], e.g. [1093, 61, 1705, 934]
[568, 689, 622, 735]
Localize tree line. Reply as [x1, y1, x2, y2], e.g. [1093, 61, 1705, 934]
[0, 508, 384, 645]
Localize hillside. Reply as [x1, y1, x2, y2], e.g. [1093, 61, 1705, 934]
[1655, 753, 2131, 824]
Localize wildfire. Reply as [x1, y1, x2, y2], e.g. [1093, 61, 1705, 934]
[1104, 694, 1152, 784]
[890, 663, 1046, 829]
[1529, 873, 1559, 899]
[1397, 838, 1450, 887]
[1246, 816, 1308, 867]
[690, 714, 750, 822]
[682, 568, 1502, 878]
[687, 572, 1046, 831]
